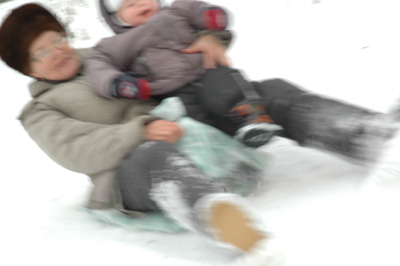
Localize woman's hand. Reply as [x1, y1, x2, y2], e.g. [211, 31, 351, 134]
[181, 34, 230, 69]
[144, 120, 183, 143]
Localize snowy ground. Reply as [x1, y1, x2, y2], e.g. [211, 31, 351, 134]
[2, 0, 400, 265]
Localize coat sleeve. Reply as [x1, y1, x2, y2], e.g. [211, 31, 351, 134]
[169, 0, 228, 30]
[19, 102, 156, 175]
[86, 26, 157, 99]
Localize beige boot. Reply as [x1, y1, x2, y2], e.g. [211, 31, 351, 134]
[193, 194, 268, 251]
[210, 201, 266, 252]
[197, 194, 286, 266]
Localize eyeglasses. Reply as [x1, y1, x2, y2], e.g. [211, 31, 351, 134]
[30, 34, 68, 63]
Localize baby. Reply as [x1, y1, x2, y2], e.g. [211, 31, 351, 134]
[88, 0, 281, 147]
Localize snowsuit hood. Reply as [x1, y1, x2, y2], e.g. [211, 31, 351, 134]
[99, 0, 163, 34]
[99, 0, 133, 34]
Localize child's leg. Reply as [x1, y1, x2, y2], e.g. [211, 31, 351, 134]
[153, 69, 243, 136]
[156, 66, 280, 147]
[196, 66, 282, 147]
[194, 66, 246, 135]
[153, 84, 214, 127]
[116, 141, 269, 253]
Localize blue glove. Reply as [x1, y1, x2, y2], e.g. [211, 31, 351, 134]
[111, 72, 151, 99]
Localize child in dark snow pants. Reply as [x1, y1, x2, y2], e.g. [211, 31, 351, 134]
[94, 0, 399, 159]
[89, 0, 282, 148]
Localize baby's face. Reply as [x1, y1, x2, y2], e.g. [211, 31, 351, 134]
[118, 0, 160, 27]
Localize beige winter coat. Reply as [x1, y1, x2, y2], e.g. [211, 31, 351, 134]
[18, 48, 158, 210]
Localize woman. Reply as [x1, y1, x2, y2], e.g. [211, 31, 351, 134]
[0, 3, 276, 265]
[0, 3, 397, 265]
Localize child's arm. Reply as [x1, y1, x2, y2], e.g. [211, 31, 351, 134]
[170, 0, 229, 31]
[87, 26, 155, 99]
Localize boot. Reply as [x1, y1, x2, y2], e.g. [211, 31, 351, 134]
[229, 73, 282, 148]
[195, 193, 286, 265]
[231, 102, 283, 148]
[151, 184, 285, 265]
[146, 151, 277, 258]
[254, 79, 399, 164]
[284, 93, 399, 164]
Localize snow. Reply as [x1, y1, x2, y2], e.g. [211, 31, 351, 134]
[1, 0, 400, 265]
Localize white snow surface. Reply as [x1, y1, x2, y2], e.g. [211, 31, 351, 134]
[2, 0, 400, 265]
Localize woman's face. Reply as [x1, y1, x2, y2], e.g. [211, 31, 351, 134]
[29, 31, 81, 81]
[118, 0, 160, 27]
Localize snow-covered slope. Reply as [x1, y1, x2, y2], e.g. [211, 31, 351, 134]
[1, 1, 400, 265]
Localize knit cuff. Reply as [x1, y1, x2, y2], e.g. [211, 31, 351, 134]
[203, 7, 228, 31]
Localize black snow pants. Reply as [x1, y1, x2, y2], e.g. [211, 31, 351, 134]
[158, 65, 396, 163]
[116, 141, 224, 212]
[155, 66, 249, 136]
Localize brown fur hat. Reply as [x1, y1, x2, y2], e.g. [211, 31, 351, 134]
[0, 3, 66, 75]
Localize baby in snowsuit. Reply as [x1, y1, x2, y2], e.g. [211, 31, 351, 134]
[87, 0, 282, 148]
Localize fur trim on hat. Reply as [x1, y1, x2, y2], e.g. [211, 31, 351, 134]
[0, 3, 65, 76]
[110, 13, 132, 27]
[103, 0, 124, 13]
